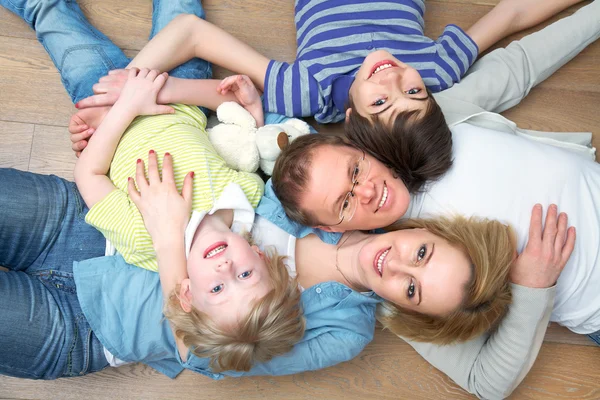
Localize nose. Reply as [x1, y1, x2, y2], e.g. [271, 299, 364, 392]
[215, 259, 233, 274]
[354, 181, 376, 204]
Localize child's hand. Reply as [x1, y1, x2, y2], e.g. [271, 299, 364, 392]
[116, 68, 175, 117]
[510, 204, 575, 288]
[217, 75, 264, 126]
[68, 106, 111, 157]
[128, 151, 194, 250]
[75, 69, 129, 109]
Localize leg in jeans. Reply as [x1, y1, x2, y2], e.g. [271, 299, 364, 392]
[0, 169, 108, 379]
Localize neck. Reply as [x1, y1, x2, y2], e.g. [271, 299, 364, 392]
[295, 231, 371, 291]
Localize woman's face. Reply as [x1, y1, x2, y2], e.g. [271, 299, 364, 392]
[357, 229, 472, 316]
[181, 221, 272, 327]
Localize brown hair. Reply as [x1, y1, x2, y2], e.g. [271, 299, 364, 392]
[271, 134, 354, 226]
[345, 90, 453, 193]
[164, 247, 305, 372]
[377, 216, 515, 344]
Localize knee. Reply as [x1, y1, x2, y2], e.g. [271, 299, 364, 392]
[173, 13, 203, 30]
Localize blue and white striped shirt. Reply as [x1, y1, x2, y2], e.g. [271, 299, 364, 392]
[263, 0, 479, 123]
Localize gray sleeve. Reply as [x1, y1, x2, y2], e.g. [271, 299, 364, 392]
[438, 0, 600, 113]
[402, 284, 555, 400]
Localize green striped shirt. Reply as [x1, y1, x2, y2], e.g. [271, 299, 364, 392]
[86, 104, 264, 272]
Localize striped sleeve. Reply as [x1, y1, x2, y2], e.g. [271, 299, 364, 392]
[85, 189, 159, 272]
[432, 24, 479, 91]
[263, 60, 322, 118]
[234, 172, 265, 208]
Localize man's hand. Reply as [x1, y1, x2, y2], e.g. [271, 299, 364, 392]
[510, 204, 575, 288]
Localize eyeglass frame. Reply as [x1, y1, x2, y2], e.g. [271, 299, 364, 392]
[330, 151, 371, 226]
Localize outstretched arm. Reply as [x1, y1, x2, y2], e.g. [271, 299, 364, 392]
[129, 14, 270, 91]
[467, 0, 584, 53]
[440, 0, 600, 113]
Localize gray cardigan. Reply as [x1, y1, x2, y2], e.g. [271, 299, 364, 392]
[392, 2, 600, 399]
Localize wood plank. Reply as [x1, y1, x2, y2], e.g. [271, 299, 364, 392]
[544, 323, 597, 347]
[28, 124, 76, 180]
[0, 121, 34, 170]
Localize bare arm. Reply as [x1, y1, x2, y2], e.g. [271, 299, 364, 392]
[128, 14, 270, 91]
[467, 0, 584, 53]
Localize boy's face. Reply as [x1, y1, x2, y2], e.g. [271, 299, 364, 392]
[299, 144, 411, 232]
[348, 50, 429, 123]
[181, 221, 272, 327]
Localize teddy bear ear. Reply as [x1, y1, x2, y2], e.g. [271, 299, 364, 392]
[277, 132, 289, 149]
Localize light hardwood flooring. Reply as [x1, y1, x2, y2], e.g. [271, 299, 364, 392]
[1, 1, 599, 399]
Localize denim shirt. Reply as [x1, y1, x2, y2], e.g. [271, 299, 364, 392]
[74, 254, 381, 379]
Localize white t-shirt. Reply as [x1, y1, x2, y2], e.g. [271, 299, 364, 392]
[405, 123, 600, 334]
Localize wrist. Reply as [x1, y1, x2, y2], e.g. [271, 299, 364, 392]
[157, 77, 176, 104]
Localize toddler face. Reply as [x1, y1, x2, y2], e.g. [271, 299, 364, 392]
[182, 222, 272, 327]
[349, 50, 429, 124]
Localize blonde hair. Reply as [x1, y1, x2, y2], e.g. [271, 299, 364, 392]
[164, 247, 305, 372]
[377, 216, 515, 344]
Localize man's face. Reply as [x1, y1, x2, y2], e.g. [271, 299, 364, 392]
[300, 144, 411, 232]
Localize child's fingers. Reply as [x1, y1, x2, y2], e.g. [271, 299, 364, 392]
[69, 123, 89, 135]
[137, 68, 150, 79]
[147, 150, 161, 183]
[153, 72, 169, 90]
[182, 171, 194, 207]
[135, 158, 149, 191]
[161, 153, 175, 185]
[146, 69, 159, 82]
[72, 140, 88, 152]
[75, 94, 109, 109]
[128, 67, 139, 79]
[153, 105, 175, 115]
[70, 129, 94, 143]
[127, 176, 141, 206]
[218, 75, 238, 92]
[108, 69, 128, 76]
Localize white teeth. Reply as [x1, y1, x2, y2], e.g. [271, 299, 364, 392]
[373, 63, 393, 75]
[206, 245, 227, 258]
[377, 249, 390, 275]
[378, 184, 388, 209]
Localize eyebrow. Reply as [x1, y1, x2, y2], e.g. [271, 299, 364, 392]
[210, 279, 261, 307]
[417, 243, 435, 306]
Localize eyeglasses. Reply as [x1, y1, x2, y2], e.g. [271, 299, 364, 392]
[332, 152, 371, 226]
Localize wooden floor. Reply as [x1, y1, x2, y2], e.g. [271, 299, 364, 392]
[1, 0, 600, 398]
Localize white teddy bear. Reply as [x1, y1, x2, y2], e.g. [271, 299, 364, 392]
[208, 102, 311, 175]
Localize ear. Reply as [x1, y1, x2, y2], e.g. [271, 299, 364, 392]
[345, 108, 352, 122]
[251, 244, 264, 258]
[178, 279, 194, 313]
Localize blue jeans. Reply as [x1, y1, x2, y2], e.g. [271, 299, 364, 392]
[1, 0, 211, 103]
[588, 330, 600, 346]
[0, 0, 211, 379]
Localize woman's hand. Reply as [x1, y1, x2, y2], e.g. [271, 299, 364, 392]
[510, 204, 576, 288]
[116, 68, 174, 116]
[217, 74, 264, 126]
[128, 151, 194, 250]
[75, 69, 129, 109]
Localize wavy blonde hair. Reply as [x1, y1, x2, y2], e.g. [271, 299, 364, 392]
[164, 247, 305, 372]
[377, 216, 515, 344]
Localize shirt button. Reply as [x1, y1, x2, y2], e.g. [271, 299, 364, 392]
[315, 287, 322, 294]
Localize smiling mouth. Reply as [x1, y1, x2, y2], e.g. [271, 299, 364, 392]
[375, 182, 388, 213]
[369, 60, 398, 79]
[373, 247, 390, 277]
[204, 242, 227, 259]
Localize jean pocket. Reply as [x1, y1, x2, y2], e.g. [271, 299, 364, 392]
[37, 269, 77, 294]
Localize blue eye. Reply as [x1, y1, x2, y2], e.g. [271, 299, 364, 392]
[406, 88, 421, 95]
[211, 284, 223, 293]
[372, 98, 386, 106]
[238, 271, 252, 279]
[417, 245, 427, 262]
[407, 281, 416, 299]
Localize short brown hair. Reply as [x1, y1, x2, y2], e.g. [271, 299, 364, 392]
[271, 134, 354, 226]
[345, 90, 453, 193]
[164, 247, 305, 372]
[377, 216, 515, 344]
